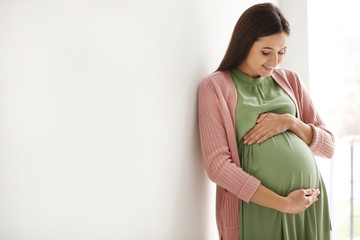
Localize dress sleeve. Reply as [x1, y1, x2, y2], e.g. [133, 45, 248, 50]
[294, 73, 335, 159]
[198, 78, 260, 203]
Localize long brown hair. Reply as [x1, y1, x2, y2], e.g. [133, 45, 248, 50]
[216, 3, 290, 72]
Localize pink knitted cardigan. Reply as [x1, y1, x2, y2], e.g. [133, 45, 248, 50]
[197, 68, 335, 240]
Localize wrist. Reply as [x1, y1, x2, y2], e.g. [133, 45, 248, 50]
[274, 195, 288, 212]
[283, 113, 295, 131]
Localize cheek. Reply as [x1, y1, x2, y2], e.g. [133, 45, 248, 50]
[278, 55, 285, 63]
[253, 55, 267, 66]
[259, 57, 269, 66]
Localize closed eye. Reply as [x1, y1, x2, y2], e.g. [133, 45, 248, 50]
[262, 51, 286, 56]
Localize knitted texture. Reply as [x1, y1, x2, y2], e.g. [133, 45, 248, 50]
[198, 68, 335, 240]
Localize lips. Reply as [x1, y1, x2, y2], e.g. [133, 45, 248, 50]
[262, 65, 275, 73]
[263, 65, 274, 69]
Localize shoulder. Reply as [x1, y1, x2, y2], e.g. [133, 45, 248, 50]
[272, 67, 304, 90]
[199, 70, 234, 93]
[200, 71, 230, 86]
[272, 68, 300, 83]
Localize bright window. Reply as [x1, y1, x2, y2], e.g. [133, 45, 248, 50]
[308, 1, 360, 239]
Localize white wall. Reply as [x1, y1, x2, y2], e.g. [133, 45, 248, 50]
[0, 1, 278, 239]
[279, 0, 309, 87]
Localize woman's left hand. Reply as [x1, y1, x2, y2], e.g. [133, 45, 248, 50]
[243, 113, 293, 145]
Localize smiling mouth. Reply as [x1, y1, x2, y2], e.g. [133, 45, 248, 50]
[263, 65, 274, 69]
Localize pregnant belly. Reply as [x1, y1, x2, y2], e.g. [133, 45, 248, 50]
[239, 131, 320, 196]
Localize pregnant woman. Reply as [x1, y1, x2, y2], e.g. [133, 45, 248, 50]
[198, 3, 334, 240]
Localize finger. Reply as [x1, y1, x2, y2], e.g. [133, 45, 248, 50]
[247, 130, 268, 145]
[308, 189, 320, 198]
[256, 113, 268, 123]
[244, 124, 262, 140]
[303, 196, 313, 208]
[246, 127, 265, 144]
[309, 196, 318, 206]
[303, 188, 315, 196]
[256, 131, 274, 144]
[244, 125, 263, 142]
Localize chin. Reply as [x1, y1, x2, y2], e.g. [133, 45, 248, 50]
[261, 70, 273, 77]
[260, 73, 271, 77]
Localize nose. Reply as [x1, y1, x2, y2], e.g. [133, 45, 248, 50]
[267, 53, 279, 68]
[271, 53, 279, 66]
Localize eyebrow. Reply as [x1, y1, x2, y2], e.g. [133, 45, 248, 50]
[262, 47, 287, 50]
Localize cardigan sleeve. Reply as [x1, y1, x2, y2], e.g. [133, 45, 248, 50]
[198, 78, 260, 203]
[294, 73, 335, 159]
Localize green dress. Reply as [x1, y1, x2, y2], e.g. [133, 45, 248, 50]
[230, 69, 331, 240]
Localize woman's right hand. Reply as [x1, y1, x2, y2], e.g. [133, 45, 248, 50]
[281, 188, 320, 214]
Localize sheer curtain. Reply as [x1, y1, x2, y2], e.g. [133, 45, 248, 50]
[308, 1, 360, 239]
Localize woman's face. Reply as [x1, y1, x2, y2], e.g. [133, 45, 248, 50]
[238, 31, 288, 78]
